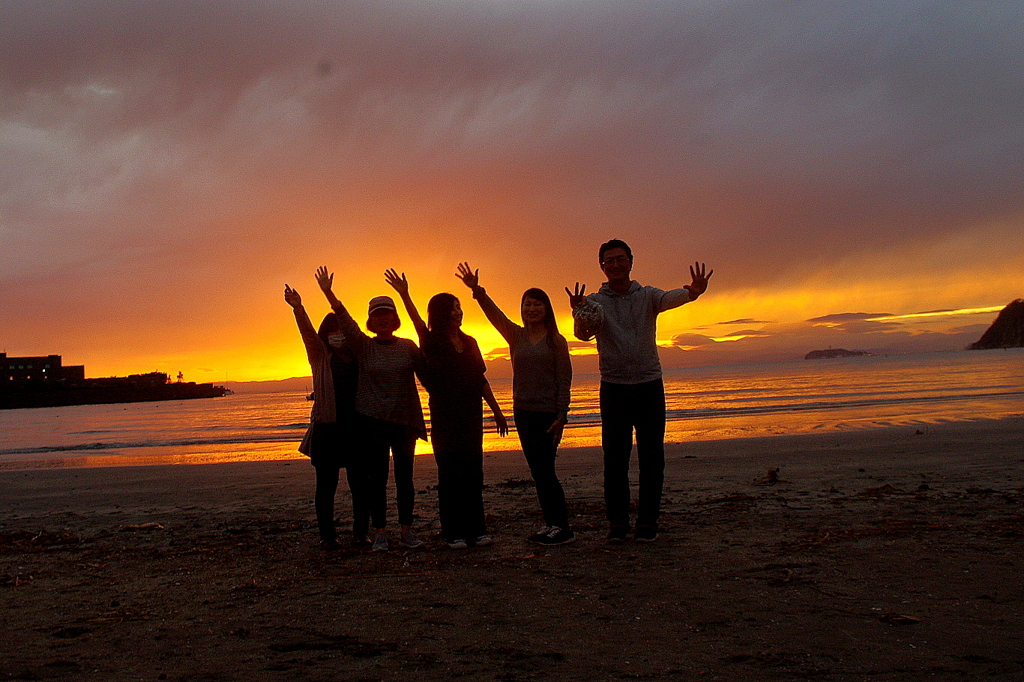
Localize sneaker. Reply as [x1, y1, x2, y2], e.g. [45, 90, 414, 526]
[634, 526, 659, 543]
[538, 526, 575, 546]
[472, 535, 493, 547]
[606, 526, 630, 544]
[448, 538, 469, 550]
[371, 534, 389, 552]
[399, 531, 424, 549]
[527, 527, 552, 544]
[319, 538, 341, 551]
[351, 535, 371, 548]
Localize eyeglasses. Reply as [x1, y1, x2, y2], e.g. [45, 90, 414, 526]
[601, 256, 631, 265]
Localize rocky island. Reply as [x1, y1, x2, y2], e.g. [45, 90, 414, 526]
[969, 299, 1024, 349]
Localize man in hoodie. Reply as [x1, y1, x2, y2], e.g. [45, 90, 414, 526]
[567, 239, 712, 543]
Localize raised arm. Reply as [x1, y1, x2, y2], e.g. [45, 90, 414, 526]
[384, 268, 428, 337]
[456, 262, 520, 343]
[315, 266, 367, 344]
[480, 377, 509, 437]
[284, 284, 325, 365]
[653, 261, 715, 312]
[684, 261, 713, 300]
[315, 266, 342, 308]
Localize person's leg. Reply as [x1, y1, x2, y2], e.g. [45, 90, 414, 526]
[600, 381, 635, 532]
[313, 464, 341, 543]
[390, 425, 417, 529]
[339, 416, 370, 543]
[345, 462, 370, 542]
[634, 379, 667, 532]
[433, 437, 460, 542]
[465, 443, 487, 540]
[516, 409, 570, 530]
[362, 419, 392, 531]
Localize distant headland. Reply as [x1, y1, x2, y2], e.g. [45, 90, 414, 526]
[969, 299, 1024, 350]
[1, 353, 226, 410]
[804, 348, 871, 360]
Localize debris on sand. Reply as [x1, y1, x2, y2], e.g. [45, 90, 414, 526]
[119, 523, 165, 532]
[753, 468, 788, 485]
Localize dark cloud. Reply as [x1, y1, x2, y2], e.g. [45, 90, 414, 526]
[717, 318, 771, 325]
[949, 323, 991, 336]
[808, 312, 894, 323]
[721, 330, 772, 338]
[806, 312, 903, 334]
[669, 333, 714, 348]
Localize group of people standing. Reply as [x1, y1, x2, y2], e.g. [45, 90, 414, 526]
[284, 238, 711, 551]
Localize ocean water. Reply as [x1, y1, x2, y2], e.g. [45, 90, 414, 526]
[1, 348, 1021, 469]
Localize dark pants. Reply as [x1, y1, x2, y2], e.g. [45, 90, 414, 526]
[354, 416, 417, 531]
[309, 422, 346, 542]
[344, 463, 371, 540]
[313, 464, 341, 542]
[514, 409, 570, 530]
[600, 378, 666, 531]
[432, 432, 486, 542]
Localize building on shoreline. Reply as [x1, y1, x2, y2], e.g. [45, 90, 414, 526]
[1, 353, 225, 410]
[3, 353, 84, 383]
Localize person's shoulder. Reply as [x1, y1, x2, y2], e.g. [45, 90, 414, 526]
[395, 336, 420, 351]
[632, 282, 669, 298]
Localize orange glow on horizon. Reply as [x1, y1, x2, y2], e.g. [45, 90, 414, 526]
[42, 248, 1018, 384]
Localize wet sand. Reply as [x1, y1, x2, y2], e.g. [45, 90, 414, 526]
[2, 417, 1023, 681]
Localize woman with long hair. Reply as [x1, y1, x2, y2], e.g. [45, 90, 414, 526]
[315, 266, 427, 553]
[283, 285, 360, 550]
[456, 263, 575, 545]
[385, 269, 507, 549]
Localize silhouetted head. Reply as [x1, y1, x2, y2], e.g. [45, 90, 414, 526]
[427, 293, 463, 334]
[599, 239, 633, 285]
[366, 295, 400, 335]
[598, 238, 633, 264]
[317, 313, 341, 346]
[521, 288, 559, 342]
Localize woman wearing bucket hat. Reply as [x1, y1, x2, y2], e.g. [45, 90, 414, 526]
[315, 266, 427, 552]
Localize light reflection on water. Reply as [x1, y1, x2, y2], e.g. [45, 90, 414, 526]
[2, 348, 1021, 469]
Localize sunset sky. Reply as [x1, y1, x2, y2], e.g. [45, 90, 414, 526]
[2, 1, 1022, 382]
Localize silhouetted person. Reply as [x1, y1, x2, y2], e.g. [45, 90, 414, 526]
[457, 263, 575, 546]
[283, 285, 359, 550]
[386, 269, 508, 549]
[567, 239, 712, 543]
[315, 267, 427, 552]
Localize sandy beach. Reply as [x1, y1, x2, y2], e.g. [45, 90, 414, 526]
[2, 417, 1023, 681]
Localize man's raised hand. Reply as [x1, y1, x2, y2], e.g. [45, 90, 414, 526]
[686, 262, 713, 298]
[565, 282, 587, 309]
